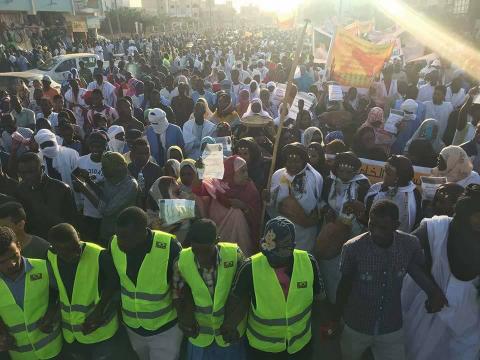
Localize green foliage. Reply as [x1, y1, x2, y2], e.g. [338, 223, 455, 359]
[101, 7, 167, 34]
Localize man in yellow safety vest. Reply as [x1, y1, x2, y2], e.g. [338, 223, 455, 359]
[47, 223, 133, 359]
[110, 206, 183, 360]
[172, 218, 246, 360]
[222, 216, 334, 360]
[0, 226, 62, 360]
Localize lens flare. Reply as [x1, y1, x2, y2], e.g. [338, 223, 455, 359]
[373, 0, 480, 82]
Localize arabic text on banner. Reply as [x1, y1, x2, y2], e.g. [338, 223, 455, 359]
[330, 30, 394, 88]
[359, 158, 431, 190]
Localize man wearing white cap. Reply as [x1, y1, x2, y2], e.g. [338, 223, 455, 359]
[34, 128, 79, 189]
[145, 108, 184, 167]
[390, 99, 421, 154]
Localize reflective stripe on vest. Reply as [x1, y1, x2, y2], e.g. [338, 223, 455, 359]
[177, 243, 245, 347]
[48, 242, 119, 344]
[111, 231, 177, 330]
[0, 258, 62, 360]
[247, 250, 313, 354]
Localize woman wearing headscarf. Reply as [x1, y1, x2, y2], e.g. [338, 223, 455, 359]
[307, 142, 330, 179]
[324, 131, 344, 145]
[318, 152, 370, 302]
[268, 143, 323, 253]
[236, 89, 250, 118]
[167, 145, 184, 162]
[404, 118, 445, 154]
[241, 98, 272, 119]
[432, 145, 480, 187]
[192, 155, 261, 256]
[72, 151, 138, 245]
[210, 92, 241, 129]
[360, 107, 395, 155]
[249, 80, 260, 101]
[235, 137, 270, 192]
[196, 97, 214, 119]
[164, 158, 181, 178]
[302, 127, 324, 147]
[365, 155, 422, 232]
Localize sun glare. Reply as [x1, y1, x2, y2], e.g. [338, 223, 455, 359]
[258, 0, 302, 15]
[373, 0, 480, 82]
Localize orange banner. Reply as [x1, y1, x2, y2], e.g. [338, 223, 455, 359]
[330, 30, 394, 88]
[344, 20, 375, 37]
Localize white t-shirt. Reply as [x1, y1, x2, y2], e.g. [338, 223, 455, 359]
[128, 45, 138, 57]
[78, 154, 104, 218]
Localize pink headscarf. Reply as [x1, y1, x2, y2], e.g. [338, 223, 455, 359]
[364, 107, 385, 128]
[361, 106, 393, 154]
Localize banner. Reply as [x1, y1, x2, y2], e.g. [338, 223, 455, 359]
[278, 15, 295, 30]
[344, 20, 375, 37]
[359, 158, 432, 190]
[312, 28, 333, 63]
[329, 30, 394, 88]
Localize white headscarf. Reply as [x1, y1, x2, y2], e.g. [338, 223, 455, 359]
[107, 125, 125, 153]
[242, 98, 272, 119]
[34, 129, 59, 158]
[404, 118, 445, 154]
[148, 108, 169, 149]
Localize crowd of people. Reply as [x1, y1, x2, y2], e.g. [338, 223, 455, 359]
[0, 27, 479, 360]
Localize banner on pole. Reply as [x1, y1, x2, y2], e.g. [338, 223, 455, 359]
[329, 30, 394, 88]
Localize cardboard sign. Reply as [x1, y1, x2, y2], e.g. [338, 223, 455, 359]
[199, 144, 224, 179]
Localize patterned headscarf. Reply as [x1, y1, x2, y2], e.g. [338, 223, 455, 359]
[364, 107, 385, 128]
[260, 216, 296, 258]
[325, 131, 344, 144]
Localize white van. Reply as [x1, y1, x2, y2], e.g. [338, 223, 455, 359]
[30, 53, 100, 82]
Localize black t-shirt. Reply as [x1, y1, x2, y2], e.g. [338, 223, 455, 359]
[231, 254, 324, 307]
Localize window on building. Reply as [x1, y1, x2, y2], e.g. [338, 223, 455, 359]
[453, 0, 469, 14]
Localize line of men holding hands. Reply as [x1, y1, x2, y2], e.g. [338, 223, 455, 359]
[0, 196, 456, 360]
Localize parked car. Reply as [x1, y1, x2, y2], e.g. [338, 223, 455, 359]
[0, 72, 61, 97]
[29, 53, 99, 82]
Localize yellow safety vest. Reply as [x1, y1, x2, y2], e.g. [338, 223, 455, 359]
[247, 250, 313, 354]
[48, 242, 119, 344]
[111, 231, 177, 330]
[0, 258, 62, 360]
[177, 242, 245, 347]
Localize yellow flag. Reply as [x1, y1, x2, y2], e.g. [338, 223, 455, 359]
[329, 30, 394, 88]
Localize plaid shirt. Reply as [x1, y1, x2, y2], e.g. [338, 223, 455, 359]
[340, 231, 424, 335]
[172, 246, 244, 300]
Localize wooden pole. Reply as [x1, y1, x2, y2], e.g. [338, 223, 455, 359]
[260, 19, 310, 229]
